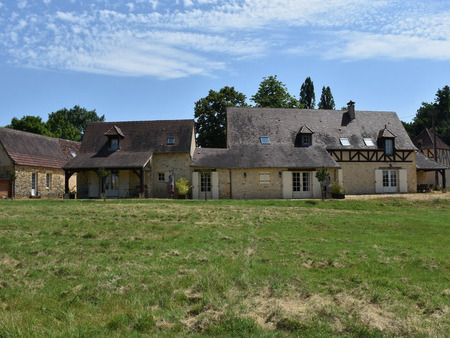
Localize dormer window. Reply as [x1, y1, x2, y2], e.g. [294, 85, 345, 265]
[104, 125, 125, 152]
[167, 136, 175, 145]
[260, 136, 270, 145]
[340, 138, 350, 146]
[296, 125, 314, 147]
[110, 138, 119, 151]
[385, 139, 393, 155]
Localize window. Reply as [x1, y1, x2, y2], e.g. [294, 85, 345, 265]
[293, 172, 301, 192]
[259, 172, 271, 184]
[340, 138, 350, 146]
[110, 138, 119, 151]
[385, 139, 393, 155]
[158, 172, 165, 182]
[260, 136, 270, 145]
[363, 138, 375, 146]
[105, 173, 119, 190]
[302, 135, 312, 146]
[46, 173, 52, 189]
[302, 173, 310, 191]
[201, 173, 211, 192]
[70, 151, 77, 157]
[167, 136, 175, 145]
[383, 170, 397, 187]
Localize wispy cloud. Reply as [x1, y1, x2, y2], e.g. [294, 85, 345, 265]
[0, 0, 448, 78]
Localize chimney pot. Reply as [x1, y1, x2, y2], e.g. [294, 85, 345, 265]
[347, 100, 355, 120]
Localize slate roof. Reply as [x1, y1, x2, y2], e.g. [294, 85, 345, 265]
[416, 152, 448, 170]
[413, 128, 450, 150]
[192, 107, 415, 169]
[0, 127, 80, 169]
[65, 120, 194, 170]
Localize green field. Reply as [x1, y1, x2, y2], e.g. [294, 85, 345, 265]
[0, 198, 449, 337]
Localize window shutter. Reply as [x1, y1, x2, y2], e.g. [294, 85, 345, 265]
[164, 172, 170, 183]
[211, 172, 219, 199]
[338, 169, 343, 187]
[399, 169, 408, 193]
[192, 172, 199, 199]
[312, 171, 322, 198]
[375, 169, 383, 193]
[282, 171, 293, 199]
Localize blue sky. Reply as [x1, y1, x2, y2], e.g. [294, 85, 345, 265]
[0, 0, 449, 127]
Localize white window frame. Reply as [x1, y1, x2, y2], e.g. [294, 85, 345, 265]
[385, 139, 393, 155]
[110, 138, 119, 151]
[167, 136, 175, 145]
[302, 135, 312, 146]
[259, 172, 271, 184]
[363, 138, 375, 146]
[46, 173, 51, 189]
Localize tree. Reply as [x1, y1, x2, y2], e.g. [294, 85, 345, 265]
[6, 116, 53, 136]
[315, 167, 329, 200]
[194, 86, 247, 148]
[404, 85, 450, 145]
[318, 86, 336, 110]
[47, 105, 105, 141]
[299, 77, 315, 109]
[251, 75, 299, 108]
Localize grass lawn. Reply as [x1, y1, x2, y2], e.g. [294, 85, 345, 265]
[0, 197, 449, 336]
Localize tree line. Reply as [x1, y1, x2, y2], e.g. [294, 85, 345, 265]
[6, 106, 105, 142]
[195, 75, 336, 147]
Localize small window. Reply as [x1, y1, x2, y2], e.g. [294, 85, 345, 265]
[167, 136, 175, 145]
[259, 172, 271, 184]
[340, 138, 350, 146]
[363, 138, 375, 146]
[302, 135, 312, 146]
[46, 173, 52, 189]
[260, 136, 270, 145]
[70, 151, 77, 157]
[110, 138, 119, 151]
[158, 173, 165, 182]
[385, 139, 393, 155]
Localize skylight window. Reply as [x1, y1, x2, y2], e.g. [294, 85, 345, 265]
[70, 151, 77, 157]
[363, 138, 375, 146]
[340, 138, 350, 146]
[260, 136, 270, 145]
[167, 136, 175, 145]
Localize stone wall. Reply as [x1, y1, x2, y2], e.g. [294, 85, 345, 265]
[151, 153, 192, 198]
[14, 166, 70, 198]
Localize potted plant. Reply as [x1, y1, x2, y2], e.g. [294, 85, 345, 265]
[331, 182, 345, 199]
[175, 177, 192, 199]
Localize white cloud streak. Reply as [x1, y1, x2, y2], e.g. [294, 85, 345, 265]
[0, 0, 448, 78]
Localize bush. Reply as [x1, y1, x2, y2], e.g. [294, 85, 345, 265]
[175, 177, 192, 196]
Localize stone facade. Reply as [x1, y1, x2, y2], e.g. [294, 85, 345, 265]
[13, 165, 76, 199]
[151, 153, 192, 198]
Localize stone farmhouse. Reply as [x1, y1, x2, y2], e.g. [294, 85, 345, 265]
[413, 128, 449, 188]
[0, 127, 79, 198]
[191, 103, 424, 199]
[64, 120, 195, 199]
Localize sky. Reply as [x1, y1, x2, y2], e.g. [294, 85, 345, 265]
[0, 0, 449, 128]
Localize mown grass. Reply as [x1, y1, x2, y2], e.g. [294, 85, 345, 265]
[0, 197, 449, 336]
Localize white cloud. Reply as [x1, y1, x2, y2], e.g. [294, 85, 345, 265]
[0, 0, 449, 79]
[17, 0, 27, 9]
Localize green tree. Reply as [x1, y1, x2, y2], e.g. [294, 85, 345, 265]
[318, 86, 336, 110]
[315, 167, 329, 200]
[47, 105, 105, 141]
[404, 86, 450, 144]
[6, 115, 53, 136]
[251, 75, 299, 108]
[299, 76, 315, 109]
[195, 86, 247, 148]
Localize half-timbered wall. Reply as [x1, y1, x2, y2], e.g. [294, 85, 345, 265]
[420, 148, 450, 186]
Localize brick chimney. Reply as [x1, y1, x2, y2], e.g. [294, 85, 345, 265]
[347, 100, 355, 120]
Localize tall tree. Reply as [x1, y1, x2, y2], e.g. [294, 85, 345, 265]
[6, 116, 53, 136]
[251, 75, 299, 108]
[318, 86, 336, 110]
[299, 76, 315, 109]
[47, 105, 105, 141]
[404, 85, 450, 145]
[194, 86, 247, 148]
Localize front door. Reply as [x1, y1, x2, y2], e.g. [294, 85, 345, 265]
[200, 173, 212, 200]
[105, 173, 120, 198]
[293, 172, 312, 198]
[88, 173, 100, 198]
[31, 173, 37, 196]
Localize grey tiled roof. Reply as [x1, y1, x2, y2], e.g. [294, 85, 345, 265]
[416, 152, 448, 170]
[414, 128, 450, 150]
[0, 127, 80, 169]
[65, 120, 194, 170]
[192, 107, 415, 169]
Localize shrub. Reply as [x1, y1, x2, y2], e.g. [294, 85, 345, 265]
[175, 177, 192, 196]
